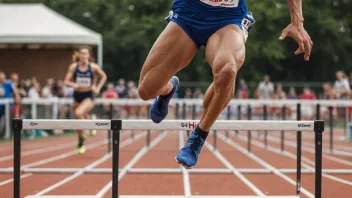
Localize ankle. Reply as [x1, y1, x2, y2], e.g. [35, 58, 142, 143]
[195, 126, 209, 139]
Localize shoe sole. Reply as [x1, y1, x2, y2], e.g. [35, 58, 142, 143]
[175, 157, 193, 169]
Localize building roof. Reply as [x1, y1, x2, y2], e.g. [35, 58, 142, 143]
[0, 3, 102, 45]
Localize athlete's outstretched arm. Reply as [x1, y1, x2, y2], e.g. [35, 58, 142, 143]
[279, 0, 313, 61]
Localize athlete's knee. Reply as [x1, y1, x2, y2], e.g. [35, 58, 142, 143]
[138, 85, 152, 101]
[74, 109, 84, 119]
[213, 62, 237, 92]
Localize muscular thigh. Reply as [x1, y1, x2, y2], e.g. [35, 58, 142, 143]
[205, 24, 246, 70]
[75, 99, 94, 115]
[139, 22, 198, 86]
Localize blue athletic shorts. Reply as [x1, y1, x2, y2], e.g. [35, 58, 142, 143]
[165, 0, 255, 47]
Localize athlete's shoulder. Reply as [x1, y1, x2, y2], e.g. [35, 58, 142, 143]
[68, 63, 77, 71]
[90, 63, 101, 71]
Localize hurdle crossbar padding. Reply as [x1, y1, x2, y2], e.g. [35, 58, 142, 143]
[26, 196, 100, 198]
[22, 119, 318, 131]
[122, 120, 316, 131]
[7, 168, 352, 174]
[120, 196, 300, 198]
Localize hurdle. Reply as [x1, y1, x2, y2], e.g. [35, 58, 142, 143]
[13, 119, 324, 198]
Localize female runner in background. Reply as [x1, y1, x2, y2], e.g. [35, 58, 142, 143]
[64, 46, 107, 154]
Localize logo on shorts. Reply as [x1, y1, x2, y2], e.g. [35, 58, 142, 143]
[181, 122, 199, 129]
[30, 122, 38, 126]
[298, 124, 311, 127]
[95, 122, 109, 126]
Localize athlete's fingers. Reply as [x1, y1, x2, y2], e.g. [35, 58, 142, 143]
[294, 36, 305, 55]
[303, 37, 312, 61]
[279, 29, 289, 40]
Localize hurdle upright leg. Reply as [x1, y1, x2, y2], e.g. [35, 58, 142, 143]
[314, 120, 324, 198]
[13, 118, 23, 198]
[111, 120, 122, 198]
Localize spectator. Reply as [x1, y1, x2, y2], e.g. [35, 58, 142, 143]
[193, 88, 204, 98]
[287, 87, 298, 99]
[184, 88, 193, 98]
[237, 79, 249, 99]
[115, 78, 128, 98]
[275, 83, 287, 99]
[102, 83, 119, 99]
[0, 72, 20, 137]
[322, 83, 333, 100]
[53, 80, 64, 97]
[102, 83, 119, 117]
[42, 78, 54, 98]
[257, 75, 274, 99]
[349, 72, 352, 89]
[10, 73, 19, 87]
[17, 79, 28, 97]
[28, 83, 41, 98]
[24, 79, 32, 94]
[334, 70, 350, 99]
[127, 81, 139, 98]
[299, 87, 316, 120]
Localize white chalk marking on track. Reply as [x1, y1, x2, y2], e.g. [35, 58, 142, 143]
[0, 173, 32, 187]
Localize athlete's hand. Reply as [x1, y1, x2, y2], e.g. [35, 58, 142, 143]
[92, 87, 100, 96]
[279, 23, 313, 61]
[72, 83, 79, 89]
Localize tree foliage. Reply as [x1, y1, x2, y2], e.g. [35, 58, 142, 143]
[3, 0, 352, 83]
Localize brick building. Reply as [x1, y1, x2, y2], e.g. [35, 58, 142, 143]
[0, 3, 103, 84]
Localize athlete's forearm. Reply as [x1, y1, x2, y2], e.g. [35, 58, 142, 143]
[96, 75, 107, 91]
[286, 0, 304, 25]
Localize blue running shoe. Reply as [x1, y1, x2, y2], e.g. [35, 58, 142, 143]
[175, 130, 205, 169]
[150, 76, 179, 123]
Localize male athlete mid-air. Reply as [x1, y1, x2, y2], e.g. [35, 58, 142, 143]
[138, 0, 313, 168]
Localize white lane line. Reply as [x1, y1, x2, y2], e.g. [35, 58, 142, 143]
[234, 132, 352, 186]
[96, 132, 167, 197]
[34, 154, 111, 196]
[179, 132, 191, 198]
[7, 131, 142, 169]
[0, 173, 32, 187]
[0, 142, 76, 162]
[217, 133, 314, 198]
[261, 133, 352, 166]
[204, 142, 265, 196]
[0, 131, 131, 162]
[269, 132, 352, 155]
[34, 131, 146, 196]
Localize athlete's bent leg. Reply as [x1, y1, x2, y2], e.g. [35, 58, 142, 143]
[138, 22, 198, 123]
[138, 22, 198, 100]
[74, 98, 95, 154]
[176, 25, 246, 168]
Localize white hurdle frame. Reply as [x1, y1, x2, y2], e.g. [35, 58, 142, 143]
[12, 119, 324, 198]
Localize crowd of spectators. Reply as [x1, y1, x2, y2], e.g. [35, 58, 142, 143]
[1, 70, 351, 136]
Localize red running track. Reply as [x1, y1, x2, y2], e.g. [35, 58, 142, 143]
[0, 128, 351, 198]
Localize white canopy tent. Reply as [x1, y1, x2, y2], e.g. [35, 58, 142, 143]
[0, 3, 103, 66]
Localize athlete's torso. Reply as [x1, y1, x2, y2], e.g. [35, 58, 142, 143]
[73, 63, 94, 92]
